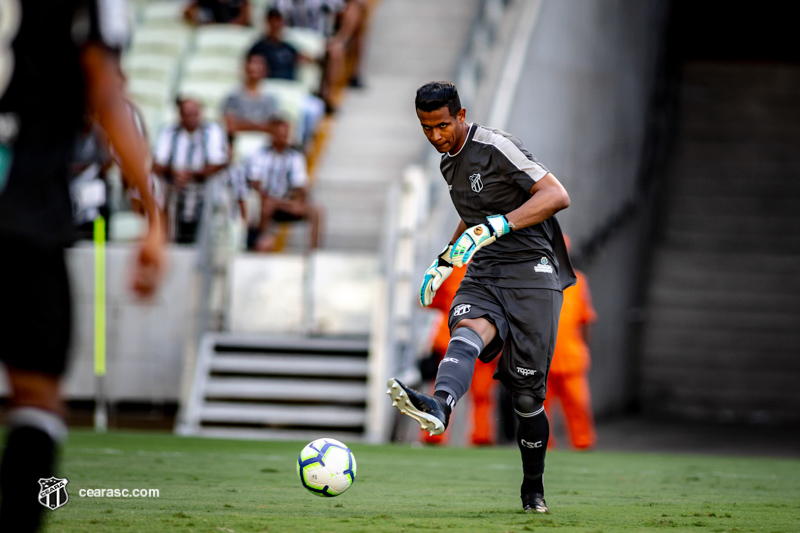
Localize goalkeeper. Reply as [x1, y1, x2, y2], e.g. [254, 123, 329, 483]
[388, 81, 575, 514]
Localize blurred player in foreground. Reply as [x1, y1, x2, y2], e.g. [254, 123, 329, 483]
[0, 1, 165, 530]
[544, 235, 598, 450]
[387, 81, 575, 513]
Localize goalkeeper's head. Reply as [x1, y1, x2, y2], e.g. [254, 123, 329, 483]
[415, 81, 469, 155]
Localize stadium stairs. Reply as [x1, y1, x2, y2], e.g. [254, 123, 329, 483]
[639, 61, 800, 425]
[178, 0, 484, 442]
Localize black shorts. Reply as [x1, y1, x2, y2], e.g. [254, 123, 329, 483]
[0, 234, 72, 376]
[448, 279, 563, 400]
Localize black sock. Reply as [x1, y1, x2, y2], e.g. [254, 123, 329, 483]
[433, 327, 483, 405]
[433, 390, 455, 418]
[516, 407, 549, 495]
[0, 409, 66, 533]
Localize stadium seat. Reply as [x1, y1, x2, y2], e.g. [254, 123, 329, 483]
[194, 26, 259, 57]
[123, 53, 179, 87]
[129, 26, 192, 58]
[128, 77, 174, 108]
[233, 132, 270, 162]
[178, 79, 235, 112]
[282, 27, 326, 60]
[260, 79, 306, 142]
[133, 103, 165, 145]
[140, 1, 186, 27]
[183, 55, 241, 83]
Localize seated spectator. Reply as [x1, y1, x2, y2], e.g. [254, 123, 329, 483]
[270, 0, 368, 113]
[184, 0, 251, 26]
[244, 117, 321, 252]
[221, 53, 280, 146]
[153, 96, 229, 244]
[69, 113, 113, 240]
[249, 8, 303, 81]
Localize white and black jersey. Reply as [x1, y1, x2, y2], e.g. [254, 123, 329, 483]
[244, 144, 308, 199]
[0, 0, 129, 246]
[441, 123, 575, 290]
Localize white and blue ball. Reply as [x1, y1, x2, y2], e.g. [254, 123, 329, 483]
[296, 438, 357, 497]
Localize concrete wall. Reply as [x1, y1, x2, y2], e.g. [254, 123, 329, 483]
[503, 0, 667, 415]
[0, 244, 199, 402]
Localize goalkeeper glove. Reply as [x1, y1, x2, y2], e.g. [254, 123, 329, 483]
[450, 215, 511, 267]
[419, 244, 454, 307]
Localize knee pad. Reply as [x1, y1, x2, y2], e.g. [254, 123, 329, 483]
[512, 393, 544, 417]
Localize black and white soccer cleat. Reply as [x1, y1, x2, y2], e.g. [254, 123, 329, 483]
[386, 378, 449, 436]
[521, 492, 549, 514]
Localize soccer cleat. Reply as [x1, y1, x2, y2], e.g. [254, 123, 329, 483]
[521, 492, 549, 514]
[386, 378, 449, 436]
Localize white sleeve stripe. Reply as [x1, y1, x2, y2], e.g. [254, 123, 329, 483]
[96, 0, 130, 48]
[472, 128, 547, 182]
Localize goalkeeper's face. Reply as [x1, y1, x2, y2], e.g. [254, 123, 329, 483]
[417, 106, 468, 154]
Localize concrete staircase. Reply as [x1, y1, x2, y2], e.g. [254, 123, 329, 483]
[639, 62, 800, 424]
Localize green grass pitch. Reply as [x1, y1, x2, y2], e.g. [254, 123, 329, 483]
[46, 429, 800, 532]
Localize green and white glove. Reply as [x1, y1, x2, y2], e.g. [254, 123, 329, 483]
[450, 215, 511, 267]
[419, 244, 454, 307]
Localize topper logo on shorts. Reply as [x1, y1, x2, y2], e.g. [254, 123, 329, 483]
[469, 173, 483, 193]
[516, 367, 537, 376]
[453, 304, 471, 316]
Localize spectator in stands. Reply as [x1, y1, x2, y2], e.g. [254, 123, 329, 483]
[244, 117, 321, 251]
[270, 0, 368, 112]
[153, 96, 229, 244]
[184, 0, 251, 26]
[249, 8, 303, 81]
[222, 53, 280, 147]
[543, 235, 598, 450]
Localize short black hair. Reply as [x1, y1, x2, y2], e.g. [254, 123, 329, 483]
[266, 7, 282, 19]
[415, 81, 461, 117]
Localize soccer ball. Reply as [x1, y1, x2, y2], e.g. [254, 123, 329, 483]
[296, 438, 357, 497]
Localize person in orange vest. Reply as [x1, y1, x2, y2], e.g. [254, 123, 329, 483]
[422, 264, 498, 446]
[544, 236, 598, 450]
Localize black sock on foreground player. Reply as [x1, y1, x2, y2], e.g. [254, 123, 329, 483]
[0, 408, 66, 532]
[513, 394, 550, 496]
[432, 327, 484, 417]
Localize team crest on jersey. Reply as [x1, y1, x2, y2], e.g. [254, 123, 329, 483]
[469, 173, 483, 193]
[453, 304, 471, 316]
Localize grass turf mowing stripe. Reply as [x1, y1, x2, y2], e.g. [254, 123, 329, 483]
[46, 429, 800, 532]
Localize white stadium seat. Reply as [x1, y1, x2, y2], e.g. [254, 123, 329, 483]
[183, 55, 242, 83]
[129, 26, 192, 58]
[128, 77, 174, 108]
[140, 1, 186, 27]
[194, 26, 258, 57]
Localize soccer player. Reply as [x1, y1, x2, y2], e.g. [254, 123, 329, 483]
[0, 1, 165, 530]
[387, 81, 575, 514]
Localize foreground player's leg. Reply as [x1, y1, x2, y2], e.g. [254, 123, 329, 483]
[387, 326, 485, 435]
[0, 369, 66, 532]
[513, 393, 550, 513]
